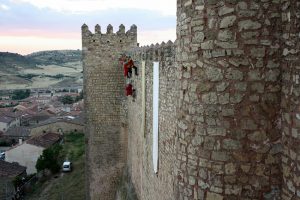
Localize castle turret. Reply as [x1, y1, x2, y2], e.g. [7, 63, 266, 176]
[176, 1, 283, 199]
[82, 24, 137, 200]
[281, 2, 300, 199]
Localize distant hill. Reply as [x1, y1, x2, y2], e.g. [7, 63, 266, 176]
[26, 50, 82, 65]
[0, 52, 38, 72]
[0, 50, 82, 73]
[0, 50, 83, 90]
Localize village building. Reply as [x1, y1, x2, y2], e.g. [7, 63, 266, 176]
[3, 126, 31, 141]
[0, 114, 20, 132]
[30, 116, 84, 136]
[21, 112, 51, 127]
[0, 160, 26, 200]
[5, 132, 61, 174]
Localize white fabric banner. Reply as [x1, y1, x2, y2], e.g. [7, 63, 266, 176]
[142, 61, 146, 137]
[153, 62, 159, 174]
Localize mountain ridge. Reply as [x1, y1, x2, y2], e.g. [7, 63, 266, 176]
[0, 50, 83, 90]
[0, 50, 82, 72]
[26, 50, 82, 65]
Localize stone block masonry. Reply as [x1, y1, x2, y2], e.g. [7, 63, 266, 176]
[124, 42, 177, 200]
[281, 1, 300, 199]
[176, 1, 283, 199]
[82, 0, 300, 199]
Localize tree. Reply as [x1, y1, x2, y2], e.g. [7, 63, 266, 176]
[11, 89, 30, 100]
[75, 91, 83, 102]
[60, 95, 74, 105]
[36, 144, 62, 174]
[12, 176, 23, 189]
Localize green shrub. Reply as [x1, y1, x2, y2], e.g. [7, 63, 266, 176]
[59, 95, 74, 105]
[11, 89, 30, 100]
[0, 140, 11, 146]
[12, 176, 23, 188]
[17, 74, 38, 80]
[36, 144, 62, 174]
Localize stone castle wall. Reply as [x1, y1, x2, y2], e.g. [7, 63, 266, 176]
[124, 42, 177, 200]
[82, 0, 300, 199]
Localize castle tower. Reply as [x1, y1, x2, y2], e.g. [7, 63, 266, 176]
[176, 1, 283, 199]
[82, 24, 137, 200]
[281, 1, 300, 199]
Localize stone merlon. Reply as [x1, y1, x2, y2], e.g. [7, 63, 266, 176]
[81, 24, 137, 36]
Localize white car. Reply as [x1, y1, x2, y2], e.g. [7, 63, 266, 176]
[0, 152, 5, 160]
[62, 161, 72, 172]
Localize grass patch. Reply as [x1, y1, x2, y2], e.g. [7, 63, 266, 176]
[61, 133, 85, 161]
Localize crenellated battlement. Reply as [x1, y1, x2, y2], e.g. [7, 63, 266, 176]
[81, 24, 137, 49]
[129, 40, 175, 62]
[81, 23, 137, 35]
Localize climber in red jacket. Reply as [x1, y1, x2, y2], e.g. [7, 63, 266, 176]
[127, 56, 138, 76]
[126, 84, 133, 96]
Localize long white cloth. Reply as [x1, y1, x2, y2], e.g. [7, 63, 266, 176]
[152, 62, 159, 174]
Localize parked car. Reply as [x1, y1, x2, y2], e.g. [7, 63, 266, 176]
[0, 152, 5, 160]
[62, 161, 72, 172]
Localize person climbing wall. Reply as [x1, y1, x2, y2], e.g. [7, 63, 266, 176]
[126, 83, 133, 96]
[123, 56, 132, 78]
[128, 56, 138, 76]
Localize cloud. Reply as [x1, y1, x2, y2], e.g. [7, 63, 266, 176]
[138, 29, 176, 46]
[1, 0, 176, 54]
[0, 36, 80, 55]
[0, 1, 176, 35]
[10, 0, 176, 16]
[0, 4, 10, 11]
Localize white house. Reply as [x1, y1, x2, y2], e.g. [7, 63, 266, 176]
[5, 132, 61, 174]
[0, 111, 22, 132]
[0, 116, 11, 132]
[0, 116, 19, 132]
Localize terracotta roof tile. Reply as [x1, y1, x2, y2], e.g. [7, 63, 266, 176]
[26, 132, 61, 148]
[4, 127, 31, 138]
[0, 116, 14, 123]
[0, 160, 26, 177]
